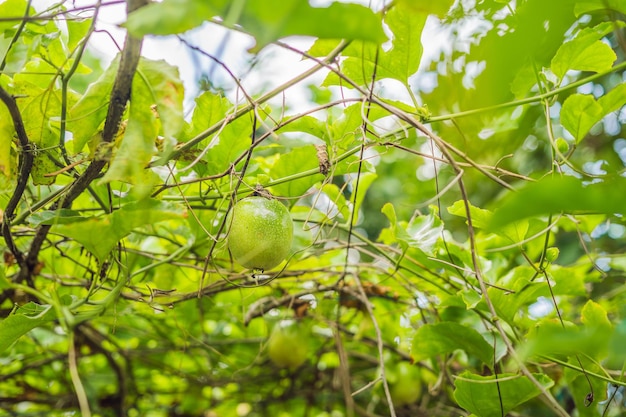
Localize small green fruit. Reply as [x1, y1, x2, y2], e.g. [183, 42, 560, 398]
[555, 138, 569, 154]
[267, 321, 308, 369]
[545, 247, 560, 262]
[227, 196, 293, 270]
[390, 362, 422, 406]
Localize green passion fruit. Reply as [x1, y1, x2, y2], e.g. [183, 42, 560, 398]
[227, 196, 293, 271]
[390, 362, 422, 406]
[267, 320, 309, 369]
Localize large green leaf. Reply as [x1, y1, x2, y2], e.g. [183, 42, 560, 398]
[313, 1, 450, 87]
[0, 302, 56, 353]
[182, 91, 252, 176]
[469, 0, 575, 107]
[377, 1, 428, 85]
[608, 318, 626, 367]
[188, 91, 233, 139]
[454, 371, 554, 417]
[411, 322, 493, 366]
[551, 22, 618, 79]
[561, 83, 626, 142]
[0, 0, 31, 34]
[268, 146, 324, 198]
[489, 176, 626, 229]
[560, 94, 604, 142]
[10, 76, 63, 185]
[574, 0, 626, 16]
[139, 59, 185, 142]
[52, 200, 186, 263]
[124, 0, 218, 36]
[126, 0, 386, 51]
[522, 302, 612, 361]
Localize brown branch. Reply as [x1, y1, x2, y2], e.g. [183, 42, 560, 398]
[0, 87, 34, 265]
[21, 0, 149, 278]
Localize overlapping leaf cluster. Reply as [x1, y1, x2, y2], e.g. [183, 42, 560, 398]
[1, 0, 625, 416]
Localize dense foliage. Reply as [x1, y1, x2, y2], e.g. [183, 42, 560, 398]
[1, 0, 626, 416]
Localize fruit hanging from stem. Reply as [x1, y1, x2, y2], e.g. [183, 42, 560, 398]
[227, 194, 293, 271]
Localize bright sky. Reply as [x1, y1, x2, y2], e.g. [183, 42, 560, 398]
[28, 0, 448, 112]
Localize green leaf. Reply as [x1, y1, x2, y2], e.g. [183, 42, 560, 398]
[0, 103, 15, 179]
[448, 200, 529, 245]
[551, 22, 618, 79]
[318, 183, 350, 221]
[378, 2, 427, 85]
[125, 0, 219, 36]
[183, 91, 252, 176]
[561, 83, 626, 142]
[468, 0, 575, 107]
[488, 272, 548, 325]
[608, 319, 626, 367]
[27, 209, 87, 226]
[230, 0, 386, 52]
[0, 302, 56, 353]
[0, 0, 31, 33]
[574, 0, 626, 16]
[580, 300, 612, 359]
[278, 115, 330, 144]
[522, 309, 612, 361]
[560, 94, 604, 143]
[454, 371, 554, 417]
[68, 56, 120, 153]
[0, 267, 9, 290]
[447, 200, 492, 229]
[188, 91, 232, 139]
[398, 0, 454, 17]
[379, 202, 400, 245]
[350, 172, 377, 225]
[203, 116, 252, 176]
[268, 146, 324, 198]
[489, 176, 626, 229]
[126, 0, 386, 52]
[52, 200, 186, 263]
[403, 208, 443, 253]
[66, 17, 92, 51]
[598, 82, 626, 114]
[411, 322, 493, 366]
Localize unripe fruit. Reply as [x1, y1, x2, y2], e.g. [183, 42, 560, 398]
[227, 196, 293, 271]
[555, 138, 569, 154]
[545, 247, 560, 262]
[267, 320, 308, 369]
[390, 362, 422, 406]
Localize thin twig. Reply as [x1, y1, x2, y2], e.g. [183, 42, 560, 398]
[68, 332, 92, 417]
